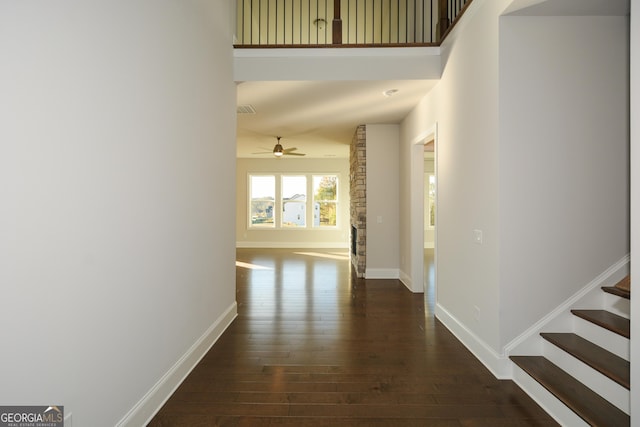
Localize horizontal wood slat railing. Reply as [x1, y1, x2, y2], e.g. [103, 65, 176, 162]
[234, 0, 472, 47]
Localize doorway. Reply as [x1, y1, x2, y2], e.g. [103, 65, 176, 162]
[410, 124, 437, 310]
[423, 139, 436, 310]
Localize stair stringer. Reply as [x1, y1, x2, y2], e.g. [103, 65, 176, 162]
[505, 255, 629, 356]
[543, 340, 629, 414]
[573, 316, 630, 361]
[511, 363, 590, 427]
[503, 255, 629, 425]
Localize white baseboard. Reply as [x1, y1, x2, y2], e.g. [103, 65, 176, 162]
[435, 303, 510, 379]
[399, 270, 424, 293]
[512, 364, 590, 427]
[504, 254, 630, 357]
[501, 254, 631, 426]
[399, 270, 421, 293]
[433, 254, 630, 384]
[365, 268, 399, 279]
[433, 254, 630, 381]
[237, 241, 348, 249]
[116, 302, 238, 427]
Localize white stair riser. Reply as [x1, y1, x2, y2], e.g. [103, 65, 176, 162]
[603, 293, 630, 318]
[572, 317, 630, 361]
[542, 342, 630, 414]
[512, 365, 590, 427]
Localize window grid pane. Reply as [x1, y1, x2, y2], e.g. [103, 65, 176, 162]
[428, 174, 436, 228]
[282, 175, 307, 227]
[250, 175, 275, 227]
[313, 175, 338, 227]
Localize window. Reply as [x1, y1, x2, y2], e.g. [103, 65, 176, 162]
[248, 173, 339, 229]
[250, 175, 275, 227]
[313, 175, 338, 227]
[427, 174, 435, 228]
[282, 175, 306, 227]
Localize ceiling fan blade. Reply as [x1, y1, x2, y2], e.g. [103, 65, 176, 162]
[251, 151, 273, 154]
[284, 152, 306, 156]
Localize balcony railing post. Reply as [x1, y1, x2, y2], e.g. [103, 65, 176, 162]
[438, 0, 449, 41]
[332, 0, 342, 44]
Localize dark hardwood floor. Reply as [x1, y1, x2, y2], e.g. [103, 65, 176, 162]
[148, 248, 558, 426]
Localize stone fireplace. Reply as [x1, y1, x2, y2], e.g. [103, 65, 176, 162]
[350, 125, 366, 277]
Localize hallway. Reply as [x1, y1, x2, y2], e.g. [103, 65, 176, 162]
[148, 249, 557, 426]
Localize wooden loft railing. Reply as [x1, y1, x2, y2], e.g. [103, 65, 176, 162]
[234, 0, 472, 48]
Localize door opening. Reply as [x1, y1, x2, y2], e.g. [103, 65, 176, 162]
[424, 139, 436, 310]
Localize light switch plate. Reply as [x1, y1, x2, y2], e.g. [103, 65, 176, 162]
[473, 229, 483, 244]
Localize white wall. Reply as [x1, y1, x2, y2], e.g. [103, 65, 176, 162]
[366, 125, 401, 278]
[0, 1, 237, 426]
[234, 47, 441, 81]
[630, 0, 639, 422]
[498, 15, 630, 347]
[401, 0, 504, 357]
[400, 0, 630, 377]
[236, 158, 350, 248]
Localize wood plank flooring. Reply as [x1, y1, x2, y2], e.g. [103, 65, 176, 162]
[148, 248, 558, 426]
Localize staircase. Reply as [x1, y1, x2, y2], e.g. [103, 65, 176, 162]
[510, 276, 631, 427]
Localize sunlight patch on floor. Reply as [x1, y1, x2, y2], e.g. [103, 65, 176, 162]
[328, 251, 350, 257]
[294, 251, 350, 261]
[235, 261, 273, 270]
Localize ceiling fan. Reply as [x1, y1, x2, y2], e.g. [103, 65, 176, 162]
[252, 136, 306, 158]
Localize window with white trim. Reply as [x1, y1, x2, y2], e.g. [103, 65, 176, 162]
[248, 173, 339, 229]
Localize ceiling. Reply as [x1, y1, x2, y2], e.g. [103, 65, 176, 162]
[503, 0, 629, 16]
[235, 0, 629, 160]
[236, 80, 437, 159]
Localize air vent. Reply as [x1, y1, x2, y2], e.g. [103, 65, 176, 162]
[237, 104, 256, 114]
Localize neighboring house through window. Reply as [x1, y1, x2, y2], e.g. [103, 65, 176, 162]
[282, 175, 306, 227]
[249, 173, 339, 229]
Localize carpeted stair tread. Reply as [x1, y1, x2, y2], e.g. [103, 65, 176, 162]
[541, 332, 629, 389]
[571, 310, 630, 339]
[510, 356, 630, 427]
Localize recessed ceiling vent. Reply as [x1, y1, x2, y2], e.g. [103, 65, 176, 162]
[237, 104, 256, 114]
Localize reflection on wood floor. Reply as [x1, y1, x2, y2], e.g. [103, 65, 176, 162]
[425, 248, 435, 313]
[148, 248, 557, 426]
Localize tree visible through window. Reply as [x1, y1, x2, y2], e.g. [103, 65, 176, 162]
[313, 175, 338, 227]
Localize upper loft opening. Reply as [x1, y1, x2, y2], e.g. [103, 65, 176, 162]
[234, 0, 472, 48]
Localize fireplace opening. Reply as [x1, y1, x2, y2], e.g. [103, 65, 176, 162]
[351, 226, 357, 256]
